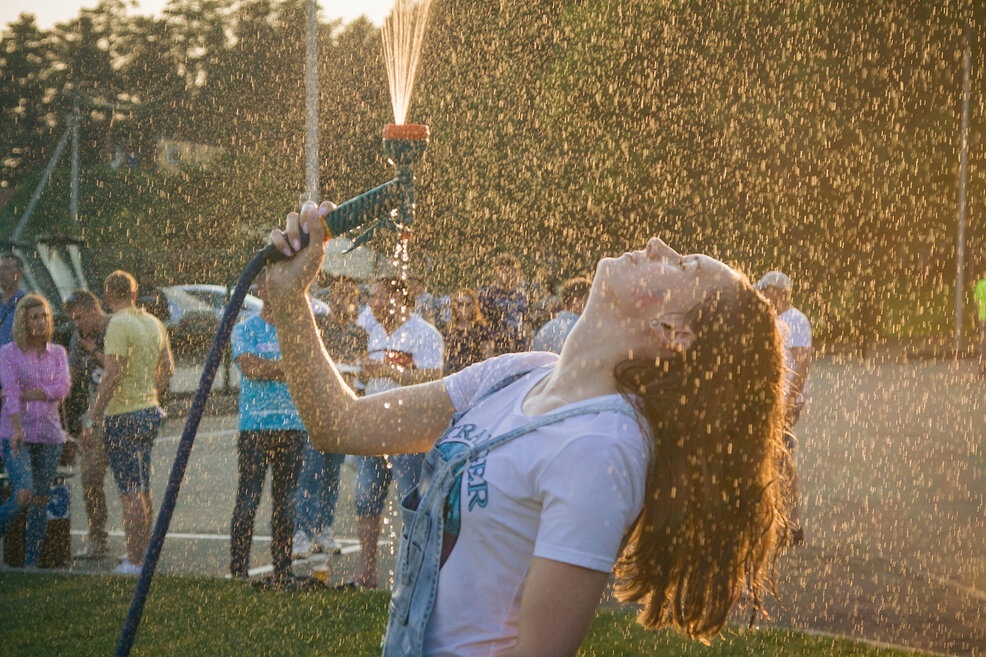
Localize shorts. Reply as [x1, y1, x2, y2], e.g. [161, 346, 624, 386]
[353, 453, 425, 517]
[104, 407, 164, 495]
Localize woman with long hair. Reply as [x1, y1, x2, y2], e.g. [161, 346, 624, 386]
[266, 201, 789, 656]
[441, 287, 494, 375]
[0, 294, 72, 567]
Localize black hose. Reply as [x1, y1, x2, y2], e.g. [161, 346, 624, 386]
[115, 243, 282, 657]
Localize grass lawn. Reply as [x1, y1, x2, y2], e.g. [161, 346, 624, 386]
[0, 571, 927, 656]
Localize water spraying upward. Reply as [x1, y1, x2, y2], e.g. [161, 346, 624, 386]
[382, 0, 432, 125]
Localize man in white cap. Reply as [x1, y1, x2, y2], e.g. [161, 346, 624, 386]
[756, 270, 811, 545]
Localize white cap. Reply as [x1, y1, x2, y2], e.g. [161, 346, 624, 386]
[755, 271, 792, 291]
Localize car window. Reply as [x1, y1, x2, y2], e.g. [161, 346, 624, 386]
[186, 289, 227, 310]
[161, 285, 262, 326]
[164, 288, 212, 312]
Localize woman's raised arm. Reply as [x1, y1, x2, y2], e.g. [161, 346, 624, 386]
[266, 201, 456, 455]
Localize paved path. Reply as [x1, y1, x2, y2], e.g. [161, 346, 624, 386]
[60, 411, 386, 586]
[752, 355, 985, 656]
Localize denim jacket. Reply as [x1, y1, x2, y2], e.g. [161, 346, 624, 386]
[381, 370, 637, 656]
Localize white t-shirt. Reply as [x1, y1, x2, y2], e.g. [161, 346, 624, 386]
[531, 310, 579, 354]
[777, 306, 812, 402]
[356, 307, 444, 395]
[424, 352, 649, 657]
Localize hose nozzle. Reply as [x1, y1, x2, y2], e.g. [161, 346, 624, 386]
[264, 124, 429, 264]
[383, 123, 430, 166]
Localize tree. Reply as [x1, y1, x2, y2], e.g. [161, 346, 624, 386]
[0, 15, 52, 190]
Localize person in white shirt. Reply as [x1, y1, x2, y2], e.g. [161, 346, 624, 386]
[265, 201, 790, 656]
[349, 276, 444, 589]
[532, 276, 591, 354]
[756, 270, 811, 545]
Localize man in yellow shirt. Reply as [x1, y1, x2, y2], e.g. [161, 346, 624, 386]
[81, 271, 174, 575]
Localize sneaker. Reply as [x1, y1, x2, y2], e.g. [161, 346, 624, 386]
[251, 574, 283, 591]
[314, 529, 342, 555]
[74, 542, 109, 560]
[113, 559, 142, 575]
[292, 530, 314, 559]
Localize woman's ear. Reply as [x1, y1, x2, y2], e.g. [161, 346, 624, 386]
[650, 317, 696, 352]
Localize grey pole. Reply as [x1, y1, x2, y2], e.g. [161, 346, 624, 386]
[11, 125, 72, 242]
[304, 0, 319, 201]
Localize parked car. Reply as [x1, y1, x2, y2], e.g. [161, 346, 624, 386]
[160, 284, 262, 325]
[158, 284, 263, 359]
[158, 284, 329, 361]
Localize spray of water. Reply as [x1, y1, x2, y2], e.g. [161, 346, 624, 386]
[381, 0, 433, 125]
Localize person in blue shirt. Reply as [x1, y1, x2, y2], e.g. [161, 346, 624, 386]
[975, 273, 986, 379]
[0, 253, 26, 347]
[229, 268, 309, 590]
[0, 253, 27, 471]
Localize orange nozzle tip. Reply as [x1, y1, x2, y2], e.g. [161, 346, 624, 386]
[383, 123, 430, 140]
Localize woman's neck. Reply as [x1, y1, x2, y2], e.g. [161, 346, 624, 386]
[522, 319, 626, 415]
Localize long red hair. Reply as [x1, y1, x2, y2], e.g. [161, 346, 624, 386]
[613, 279, 789, 639]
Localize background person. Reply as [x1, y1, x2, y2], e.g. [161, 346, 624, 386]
[0, 253, 27, 438]
[349, 275, 444, 590]
[478, 253, 529, 355]
[0, 294, 72, 568]
[407, 274, 439, 327]
[293, 276, 367, 558]
[532, 276, 592, 354]
[0, 252, 26, 348]
[524, 259, 563, 334]
[64, 290, 112, 560]
[266, 203, 789, 656]
[80, 270, 173, 575]
[756, 270, 811, 545]
[229, 268, 309, 590]
[974, 272, 986, 378]
[440, 287, 494, 375]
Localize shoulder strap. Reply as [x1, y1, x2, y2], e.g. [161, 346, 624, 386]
[449, 367, 536, 424]
[469, 400, 637, 457]
[450, 364, 638, 458]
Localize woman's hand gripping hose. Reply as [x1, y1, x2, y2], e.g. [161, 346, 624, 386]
[265, 200, 334, 302]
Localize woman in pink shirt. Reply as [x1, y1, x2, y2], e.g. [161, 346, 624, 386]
[0, 294, 72, 568]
